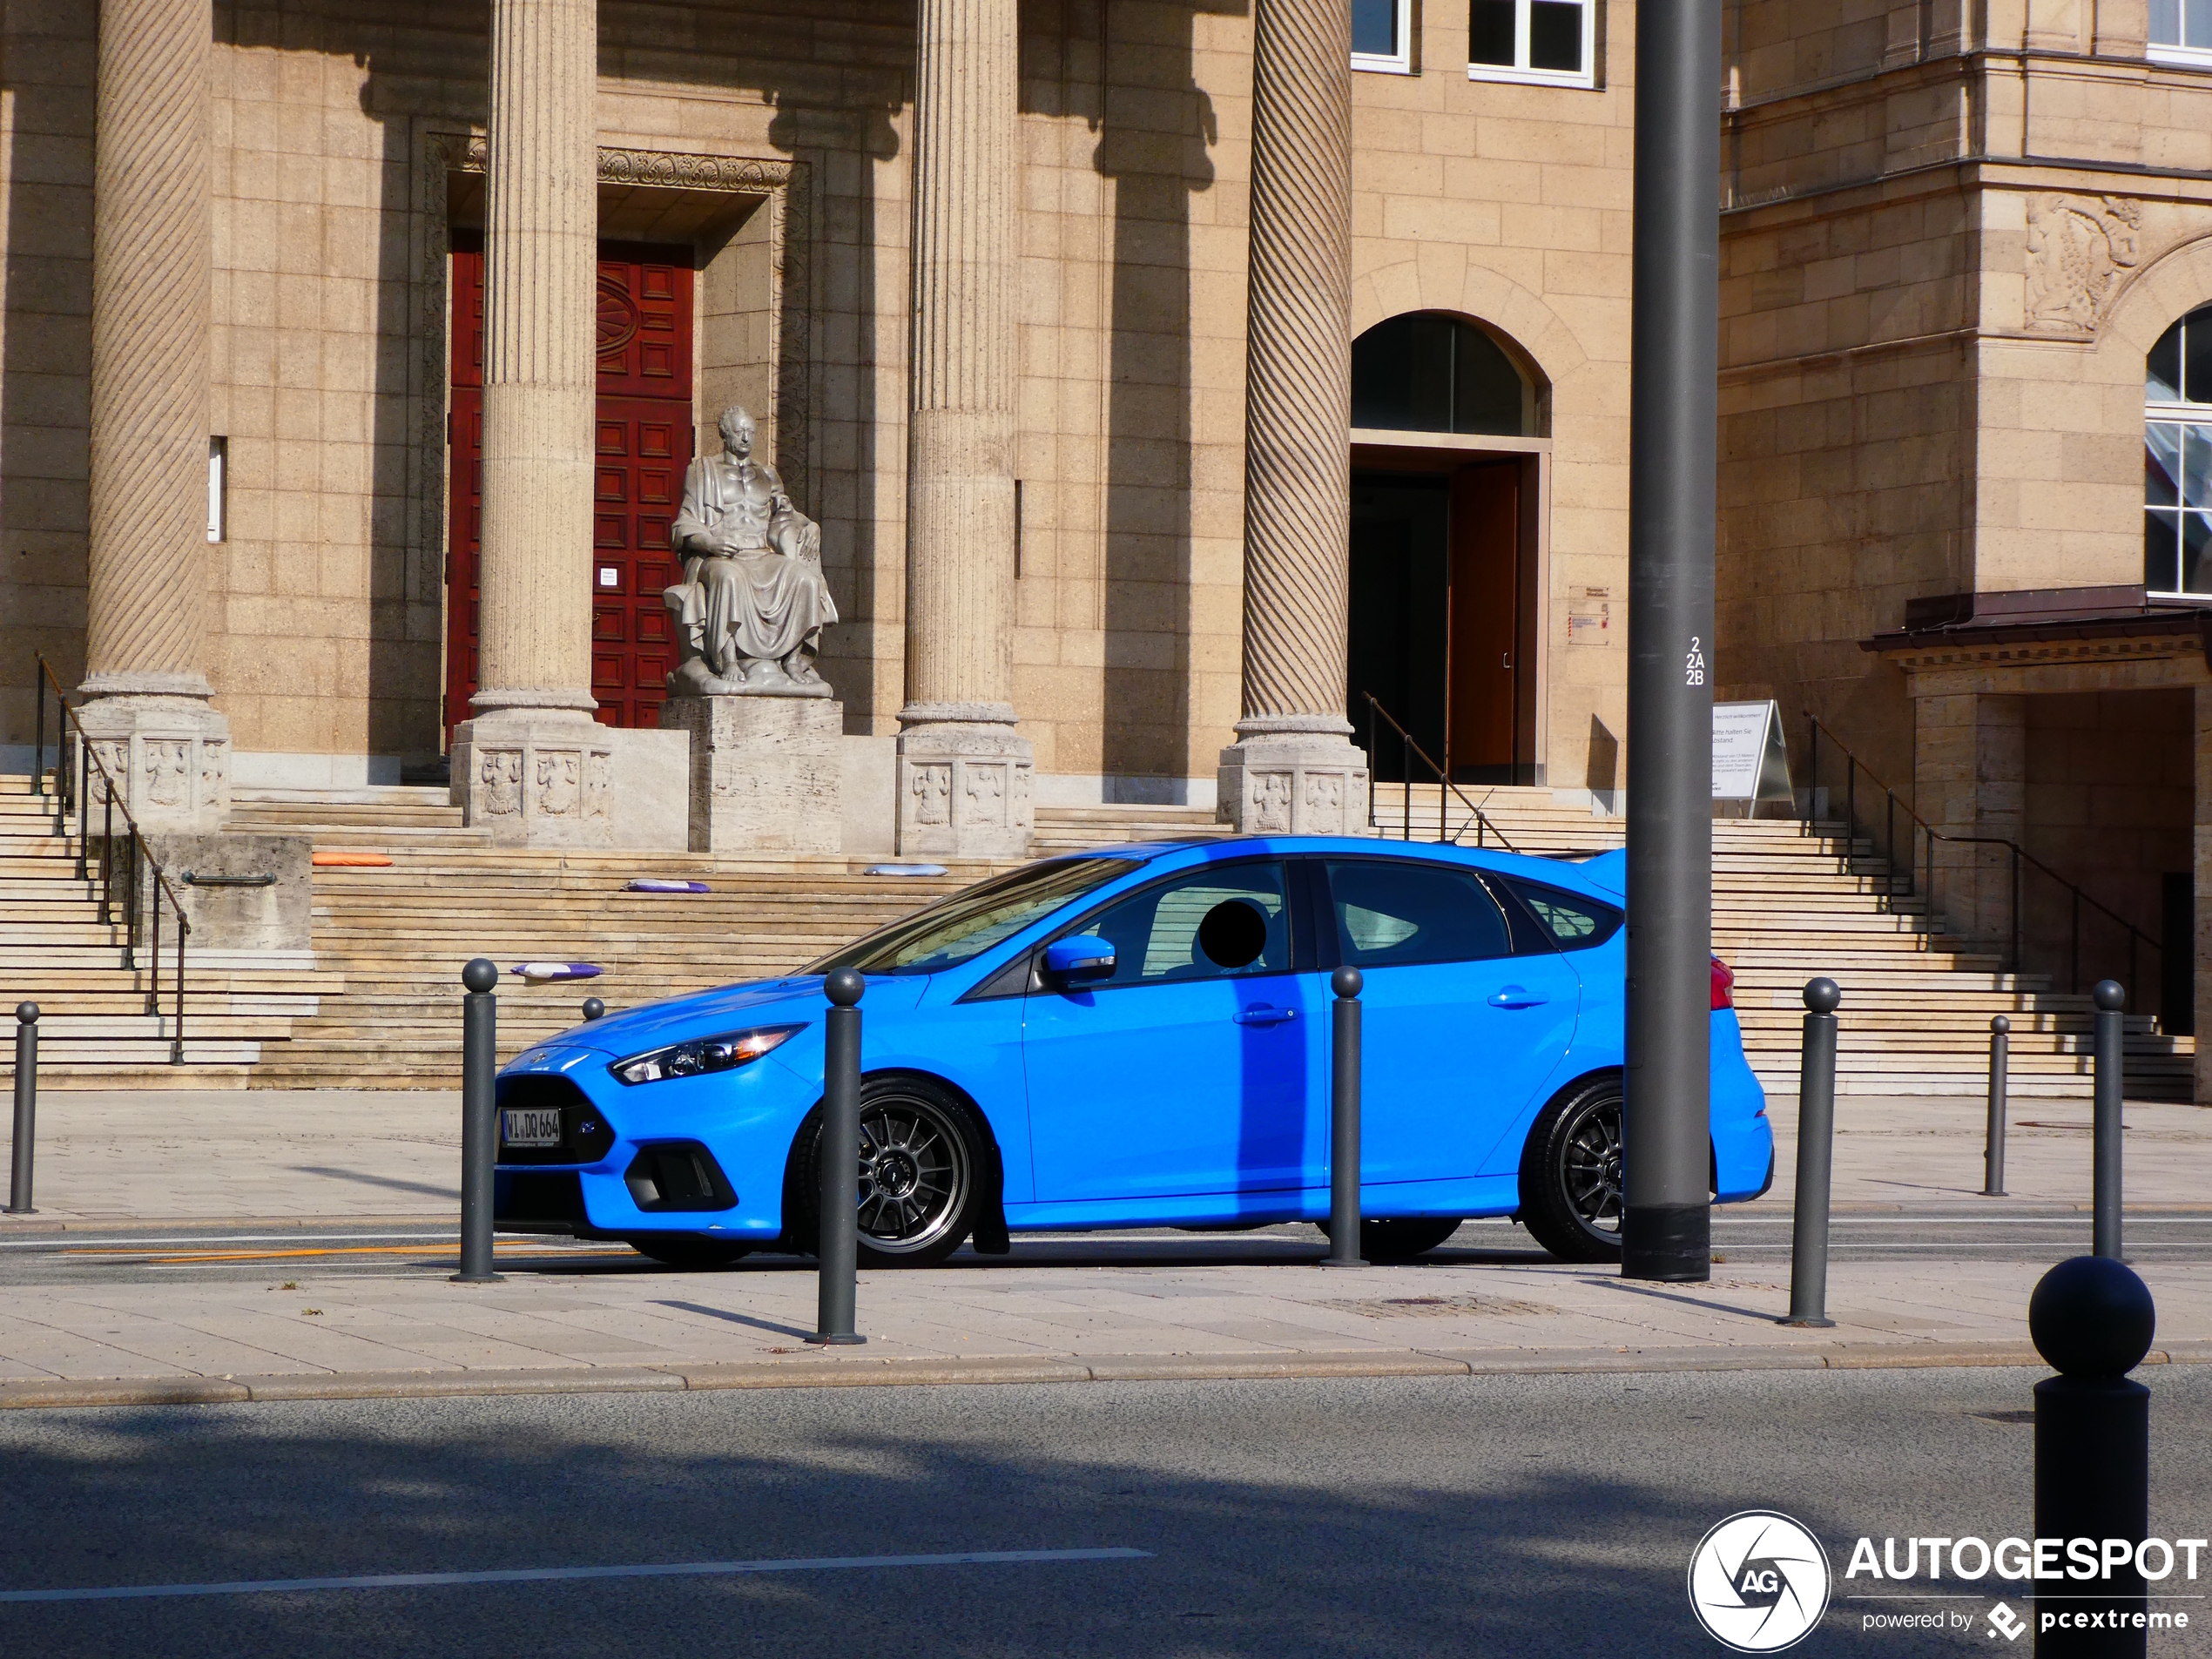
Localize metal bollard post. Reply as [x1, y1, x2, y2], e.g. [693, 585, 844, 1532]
[1322, 967, 1366, 1268]
[6, 1004, 37, 1215]
[580, 997, 604, 1022]
[1781, 978, 1839, 1328]
[453, 959, 502, 1284]
[808, 967, 867, 1345]
[2093, 980, 2125, 1260]
[2029, 1255, 2155, 1656]
[1983, 1014, 2010, 1198]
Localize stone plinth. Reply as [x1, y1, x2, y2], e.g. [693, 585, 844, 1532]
[1217, 718, 1368, 835]
[74, 690, 231, 833]
[661, 696, 842, 855]
[895, 708, 1035, 859]
[451, 711, 616, 849]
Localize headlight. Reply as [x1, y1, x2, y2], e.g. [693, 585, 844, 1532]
[609, 1025, 803, 1086]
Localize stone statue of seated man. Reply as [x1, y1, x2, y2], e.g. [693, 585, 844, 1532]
[663, 405, 838, 697]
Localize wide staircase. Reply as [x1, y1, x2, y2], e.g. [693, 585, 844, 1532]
[0, 779, 341, 1088]
[1, 774, 2194, 1098]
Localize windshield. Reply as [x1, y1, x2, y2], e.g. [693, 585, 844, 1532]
[808, 857, 1145, 975]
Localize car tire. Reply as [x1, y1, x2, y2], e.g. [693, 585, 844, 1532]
[1517, 1076, 1626, 1264]
[624, 1234, 755, 1270]
[792, 1076, 985, 1269]
[1316, 1217, 1463, 1263]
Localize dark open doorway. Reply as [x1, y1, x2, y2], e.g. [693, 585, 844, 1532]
[1348, 458, 1527, 785]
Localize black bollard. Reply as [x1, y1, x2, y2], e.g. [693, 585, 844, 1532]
[6, 1003, 36, 1215]
[1321, 967, 1366, 1267]
[453, 959, 502, 1284]
[1780, 977, 1839, 1328]
[2029, 1254, 2155, 1656]
[2092, 981, 2124, 1260]
[807, 967, 866, 1345]
[580, 996, 604, 1022]
[1985, 1014, 2011, 1197]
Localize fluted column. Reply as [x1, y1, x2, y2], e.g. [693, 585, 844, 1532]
[453, 0, 617, 846]
[1216, 0, 1368, 833]
[893, 0, 1034, 857]
[77, 0, 231, 830]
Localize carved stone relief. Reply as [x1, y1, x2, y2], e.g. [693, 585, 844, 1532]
[2026, 194, 2142, 334]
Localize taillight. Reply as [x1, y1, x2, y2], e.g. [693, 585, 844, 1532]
[1710, 955, 1735, 1010]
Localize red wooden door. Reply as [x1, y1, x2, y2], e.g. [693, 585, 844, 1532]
[1446, 462, 1519, 779]
[445, 238, 695, 742]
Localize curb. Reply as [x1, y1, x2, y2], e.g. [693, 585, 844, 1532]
[5, 1340, 2208, 1411]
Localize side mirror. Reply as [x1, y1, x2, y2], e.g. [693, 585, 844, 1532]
[1043, 935, 1116, 984]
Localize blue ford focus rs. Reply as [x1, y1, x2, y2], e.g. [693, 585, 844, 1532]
[493, 838, 1773, 1267]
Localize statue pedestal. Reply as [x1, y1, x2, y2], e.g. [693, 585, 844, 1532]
[660, 695, 843, 854]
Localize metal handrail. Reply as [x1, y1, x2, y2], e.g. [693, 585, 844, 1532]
[1355, 692, 1518, 853]
[1804, 712, 2157, 995]
[32, 655, 191, 1062]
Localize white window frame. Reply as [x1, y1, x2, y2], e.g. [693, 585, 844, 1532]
[2148, 0, 2212, 66]
[1466, 0, 1596, 88]
[1352, 0, 1413, 74]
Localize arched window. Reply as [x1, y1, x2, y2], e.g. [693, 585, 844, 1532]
[2148, 303, 2212, 595]
[1351, 313, 1534, 437]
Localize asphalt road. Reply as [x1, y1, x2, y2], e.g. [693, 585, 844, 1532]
[1, 1209, 2208, 1285]
[1, 1366, 2207, 1656]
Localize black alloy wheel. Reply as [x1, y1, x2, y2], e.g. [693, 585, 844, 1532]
[792, 1077, 985, 1268]
[1516, 1076, 1626, 1263]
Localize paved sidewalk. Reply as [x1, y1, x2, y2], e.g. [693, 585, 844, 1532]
[3, 1086, 2207, 1225]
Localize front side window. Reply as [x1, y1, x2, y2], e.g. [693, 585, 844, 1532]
[2150, 0, 2212, 65]
[1064, 861, 1293, 987]
[1323, 859, 1514, 968]
[811, 856, 1143, 975]
[1468, 0, 1595, 87]
[2147, 303, 2212, 596]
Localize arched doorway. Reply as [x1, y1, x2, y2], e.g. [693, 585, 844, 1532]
[1346, 312, 1543, 785]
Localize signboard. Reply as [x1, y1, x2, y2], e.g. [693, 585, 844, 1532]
[1712, 699, 1792, 810]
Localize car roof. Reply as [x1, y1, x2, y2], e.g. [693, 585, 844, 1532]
[1039, 835, 1622, 900]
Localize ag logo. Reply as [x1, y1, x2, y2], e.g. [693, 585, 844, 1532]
[1687, 1510, 1832, 1652]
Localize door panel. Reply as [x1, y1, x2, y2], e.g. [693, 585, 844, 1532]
[1317, 857, 1579, 1190]
[1447, 462, 1519, 779]
[446, 238, 694, 741]
[1024, 860, 1322, 1203]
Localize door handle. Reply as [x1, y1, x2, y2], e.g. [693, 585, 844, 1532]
[1487, 987, 1548, 1008]
[1234, 1005, 1298, 1026]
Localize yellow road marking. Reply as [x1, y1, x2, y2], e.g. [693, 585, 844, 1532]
[65, 1243, 640, 1264]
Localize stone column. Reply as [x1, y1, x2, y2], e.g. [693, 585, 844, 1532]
[892, 0, 1034, 858]
[1215, 0, 1368, 834]
[1913, 689, 2026, 958]
[77, 0, 230, 830]
[450, 0, 615, 846]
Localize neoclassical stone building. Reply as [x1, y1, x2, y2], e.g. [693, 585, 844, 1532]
[3, 0, 2212, 1016]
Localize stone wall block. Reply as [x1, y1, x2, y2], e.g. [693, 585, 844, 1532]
[661, 695, 841, 855]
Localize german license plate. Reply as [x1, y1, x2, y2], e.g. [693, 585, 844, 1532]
[502, 1107, 563, 1149]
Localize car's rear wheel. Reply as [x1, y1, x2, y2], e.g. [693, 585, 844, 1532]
[793, 1077, 984, 1268]
[1517, 1076, 1625, 1263]
[1316, 1217, 1464, 1263]
[624, 1234, 754, 1270]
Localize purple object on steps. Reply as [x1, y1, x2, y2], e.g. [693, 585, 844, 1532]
[510, 962, 604, 983]
[624, 879, 711, 894]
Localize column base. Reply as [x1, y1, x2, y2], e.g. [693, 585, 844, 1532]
[895, 705, 1034, 859]
[71, 684, 232, 833]
[660, 694, 842, 855]
[1216, 718, 1371, 836]
[451, 710, 617, 848]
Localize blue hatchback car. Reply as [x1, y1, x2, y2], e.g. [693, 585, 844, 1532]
[493, 838, 1773, 1267]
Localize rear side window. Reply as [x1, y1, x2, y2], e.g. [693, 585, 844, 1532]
[1503, 879, 1622, 951]
[1321, 859, 1514, 968]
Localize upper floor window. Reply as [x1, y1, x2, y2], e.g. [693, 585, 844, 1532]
[2150, 0, 2212, 67]
[1468, 0, 1595, 87]
[2146, 303, 2212, 596]
[1353, 0, 1413, 72]
[1353, 313, 1536, 436]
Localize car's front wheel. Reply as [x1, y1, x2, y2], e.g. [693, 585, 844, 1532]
[792, 1077, 985, 1268]
[1517, 1076, 1625, 1263]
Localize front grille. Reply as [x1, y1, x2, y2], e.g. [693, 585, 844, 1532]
[495, 1073, 617, 1166]
[624, 1142, 738, 1212]
[495, 1170, 587, 1231]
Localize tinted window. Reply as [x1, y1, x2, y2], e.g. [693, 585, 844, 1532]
[810, 856, 1143, 974]
[1323, 859, 1513, 968]
[1503, 879, 1622, 951]
[1067, 861, 1291, 987]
